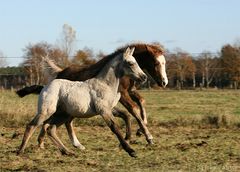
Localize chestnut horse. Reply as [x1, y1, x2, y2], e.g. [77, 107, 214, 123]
[16, 43, 168, 146]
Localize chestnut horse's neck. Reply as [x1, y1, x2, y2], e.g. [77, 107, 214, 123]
[56, 49, 124, 81]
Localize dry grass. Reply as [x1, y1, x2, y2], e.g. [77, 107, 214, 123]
[1, 89, 240, 171]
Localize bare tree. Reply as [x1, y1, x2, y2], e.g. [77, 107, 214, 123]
[167, 49, 196, 89]
[22, 42, 69, 85]
[197, 51, 219, 88]
[57, 24, 76, 66]
[22, 43, 50, 85]
[0, 51, 7, 67]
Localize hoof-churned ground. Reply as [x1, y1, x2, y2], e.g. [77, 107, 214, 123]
[1, 89, 240, 171]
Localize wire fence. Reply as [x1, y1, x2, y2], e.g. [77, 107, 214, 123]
[0, 52, 220, 59]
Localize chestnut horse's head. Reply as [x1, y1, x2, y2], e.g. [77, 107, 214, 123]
[128, 44, 168, 87]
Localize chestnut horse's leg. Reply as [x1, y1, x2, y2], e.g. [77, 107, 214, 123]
[129, 90, 147, 136]
[120, 90, 153, 144]
[100, 111, 136, 158]
[129, 90, 147, 125]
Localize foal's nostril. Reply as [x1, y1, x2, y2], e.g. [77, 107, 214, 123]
[141, 74, 147, 82]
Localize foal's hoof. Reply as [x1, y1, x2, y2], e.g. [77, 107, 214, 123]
[73, 144, 86, 150]
[129, 150, 137, 158]
[147, 139, 154, 145]
[38, 143, 45, 149]
[79, 145, 86, 150]
[136, 128, 143, 137]
[16, 149, 24, 155]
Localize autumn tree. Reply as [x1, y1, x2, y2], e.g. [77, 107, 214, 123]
[48, 47, 68, 68]
[22, 42, 67, 85]
[71, 47, 96, 66]
[220, 44, 240, 88]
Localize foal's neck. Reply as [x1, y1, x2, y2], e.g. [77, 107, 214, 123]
[97, 55, 122, 88]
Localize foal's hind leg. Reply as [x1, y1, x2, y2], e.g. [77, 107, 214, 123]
[47, 125, 73, 155]
[65, 119, 85, 150]
[38, 123, 49, 149]
[38, 112, 84, 149]
[38, 110, 63, 149]
[18, 113, 48, 154]
[45, 115, 75, 155]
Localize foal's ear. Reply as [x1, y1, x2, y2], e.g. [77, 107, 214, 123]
[123, 47, 135, 59]
[129, 47, 135, 56]
[123, 47, 131, 59]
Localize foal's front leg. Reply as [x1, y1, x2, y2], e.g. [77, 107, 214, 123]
[101, 111, 136, 158]
[112, 107, 132, 141]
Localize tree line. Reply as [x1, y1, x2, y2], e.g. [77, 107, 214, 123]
[0, 24, 240, 89]
[2, 42, 238, 90]
[166, 44, 240, 89]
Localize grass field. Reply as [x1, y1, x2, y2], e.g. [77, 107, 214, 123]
[1, 89, 240, 171]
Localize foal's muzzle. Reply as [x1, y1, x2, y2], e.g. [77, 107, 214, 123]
[138, 74, 147, 83]
[162, 81, 167, 88]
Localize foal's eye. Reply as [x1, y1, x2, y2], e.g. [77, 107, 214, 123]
[128, 62, 135, 66]
[155, 61, 160, 66]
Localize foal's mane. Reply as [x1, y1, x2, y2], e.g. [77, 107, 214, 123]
[57, 43, 164, 80]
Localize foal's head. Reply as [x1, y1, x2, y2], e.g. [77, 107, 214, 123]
[121, 47, 147, 82]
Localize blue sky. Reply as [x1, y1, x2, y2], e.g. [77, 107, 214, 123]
[0, 0, 240, 66]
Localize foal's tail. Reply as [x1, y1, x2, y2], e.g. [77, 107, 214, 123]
[40, 55, 63, 82]
[16, 85, 44, 97]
